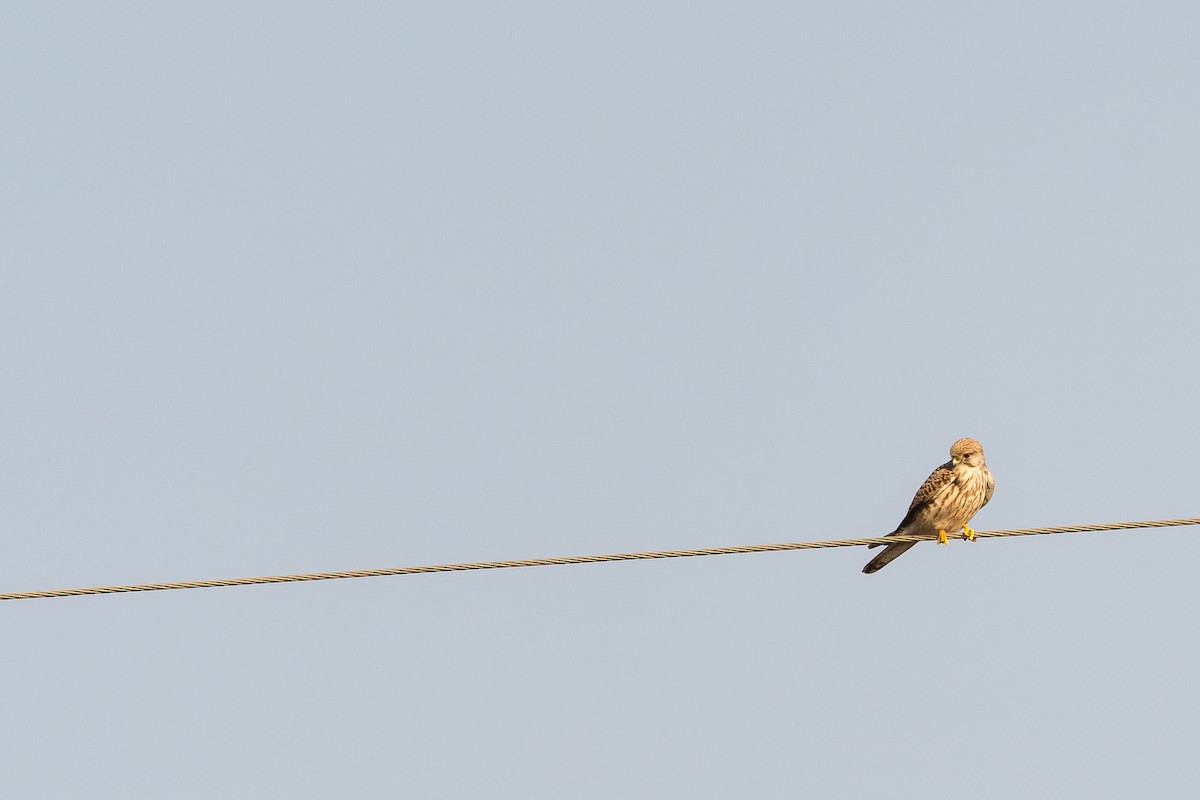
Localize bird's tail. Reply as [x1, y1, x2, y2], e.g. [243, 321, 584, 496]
[865, 527, 900, 551]
[861, 540, 917, 574]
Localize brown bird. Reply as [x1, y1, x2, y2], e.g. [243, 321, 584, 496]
[862, 437, 995, 574]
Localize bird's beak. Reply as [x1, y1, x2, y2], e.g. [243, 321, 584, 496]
[951, 457, 960, 466]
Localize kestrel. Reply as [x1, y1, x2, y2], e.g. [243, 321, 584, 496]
[862, 437, 995, 574]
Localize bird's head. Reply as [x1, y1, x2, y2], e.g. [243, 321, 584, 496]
[949, 437, 986, 468]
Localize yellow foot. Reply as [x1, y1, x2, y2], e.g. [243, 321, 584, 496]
[962, 525, 977, 542]
[936, 530, 949, 545]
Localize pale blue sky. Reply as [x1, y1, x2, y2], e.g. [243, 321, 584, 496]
[3, 3, 1199, 797]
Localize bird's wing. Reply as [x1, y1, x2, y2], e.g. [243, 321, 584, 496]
[866, 461, 956, 550]
[900, 460, 956, 520]
[981, 468, 995, 508]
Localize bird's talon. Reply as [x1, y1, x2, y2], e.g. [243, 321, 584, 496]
[936, 530, 948, 545]
[963, 525, 977, 542]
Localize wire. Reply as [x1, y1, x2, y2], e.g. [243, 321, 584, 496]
[2, 517, 1196, 602]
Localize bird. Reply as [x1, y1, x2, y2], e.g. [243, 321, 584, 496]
[862, 437, 994, 574]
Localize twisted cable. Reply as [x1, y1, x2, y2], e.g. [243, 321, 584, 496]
[2, 517, 1196, 602]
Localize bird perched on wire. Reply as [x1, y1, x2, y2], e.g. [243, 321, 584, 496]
[862, 437, 995, 574]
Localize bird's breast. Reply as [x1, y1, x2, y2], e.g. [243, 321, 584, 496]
[926, 467, 990, 531]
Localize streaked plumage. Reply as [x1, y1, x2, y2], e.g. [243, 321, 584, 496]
[862, 438, 994, 574]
